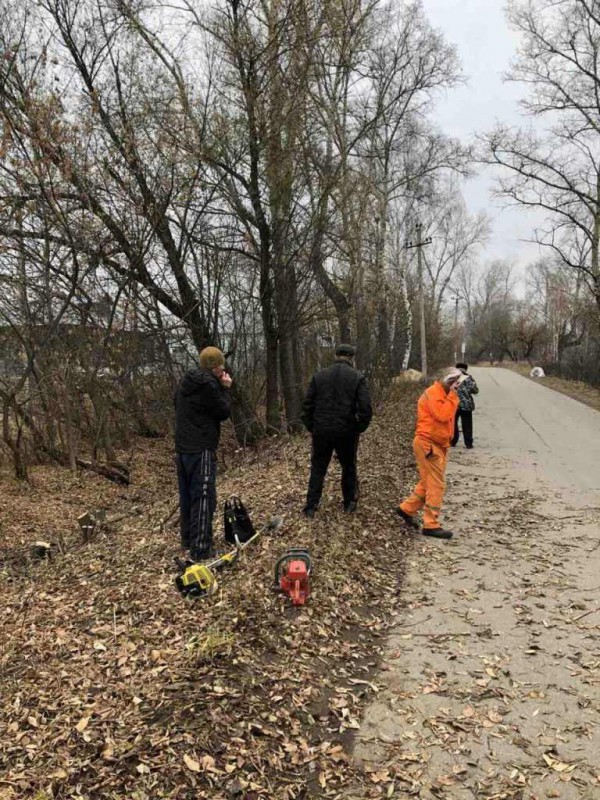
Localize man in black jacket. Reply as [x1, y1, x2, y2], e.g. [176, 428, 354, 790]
[174, 347, 232, 560]
[301, 344, 372, 517]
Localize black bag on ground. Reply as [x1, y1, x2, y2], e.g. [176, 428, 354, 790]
[224, 496, 255, 545]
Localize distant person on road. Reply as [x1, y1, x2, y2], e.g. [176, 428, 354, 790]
[396, 367, 463, 539]
[174, 347, 232, 561]
[451, 362, 479, 449]
[301, 344, 372, 518]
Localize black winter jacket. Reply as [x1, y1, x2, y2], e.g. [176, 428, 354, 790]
[174, 368, 231, 453]
[301, 361, 372, 437]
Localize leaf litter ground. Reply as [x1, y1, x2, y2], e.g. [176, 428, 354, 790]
[0, 385, 422, 800]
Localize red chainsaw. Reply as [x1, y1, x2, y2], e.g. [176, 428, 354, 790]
[274, 548, 312, 606]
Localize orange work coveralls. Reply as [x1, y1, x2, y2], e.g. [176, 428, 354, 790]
[400, 381, 459, 530]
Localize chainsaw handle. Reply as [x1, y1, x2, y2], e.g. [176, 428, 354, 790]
[274, 550, 312, 584]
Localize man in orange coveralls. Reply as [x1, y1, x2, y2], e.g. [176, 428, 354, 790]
[396, 367, 465, 540]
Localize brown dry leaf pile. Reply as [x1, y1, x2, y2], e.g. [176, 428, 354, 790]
[0, 384, 422, 800]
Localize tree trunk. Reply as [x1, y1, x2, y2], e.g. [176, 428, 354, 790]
[399, 251, 412, 371]
[276, 301, 304, 430]
[259, 253, 282, 433]
[2, 404, 28, 482]
[354, 255, 371, 372]
[313, 257, 352, 342]
[308, 180, 352, 343]
[592, 202, 600, 333]
[61, 377, 78, 471]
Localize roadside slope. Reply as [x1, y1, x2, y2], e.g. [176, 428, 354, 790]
[0, 385, 420, 800]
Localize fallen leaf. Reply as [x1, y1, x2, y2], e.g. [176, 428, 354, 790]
[369, 769, 391, 783]
[50, 768, 68, 780]
[183, 754, 200, 773]
[201, 754, 216, 771]
[543, 753, 576, 773]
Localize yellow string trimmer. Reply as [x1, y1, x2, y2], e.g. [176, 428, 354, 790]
[175, 510, 283, 600]
[174, 562, 218, 599]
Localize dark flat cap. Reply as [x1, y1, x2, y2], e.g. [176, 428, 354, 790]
[335, 343, 356, 357]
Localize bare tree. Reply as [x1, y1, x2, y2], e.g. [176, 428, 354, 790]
[481, 0, 600, 328]
[0, 0, 476, 469]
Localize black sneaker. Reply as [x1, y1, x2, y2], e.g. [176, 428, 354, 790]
[421, 528, 453, 540]
[344, 500, 357, 513]
[304, 507, 316, 519]
[396, 508, 419, 529]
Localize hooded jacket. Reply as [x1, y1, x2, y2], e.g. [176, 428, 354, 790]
[301, 360, 372, 437]
[174, 368, 231, 453]
[415, 381, 459, 448]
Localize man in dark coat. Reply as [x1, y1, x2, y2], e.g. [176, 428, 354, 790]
[174, 347, 232, 560]
[451, 362, 479, 449]
[301, 344, 372, 517]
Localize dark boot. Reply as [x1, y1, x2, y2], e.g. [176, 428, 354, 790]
[396, 507, 419, 529]
[304, 507, 316, 519]
[344, 500, 357, 513]
[421, 527, 453, 540]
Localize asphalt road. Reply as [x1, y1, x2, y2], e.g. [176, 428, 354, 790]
[471, 367, 600, 506]
[352, 368, 600, 799]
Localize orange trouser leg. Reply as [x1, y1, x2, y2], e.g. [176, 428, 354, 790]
[400, 438, 429, 516]
[400, 438, 448, 528]
[421, 442, 447, 529]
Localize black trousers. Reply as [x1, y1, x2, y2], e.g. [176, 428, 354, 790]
[176, 451, 217, 559]
[306, 433, 359, 510]
[451, 410, 473, 448]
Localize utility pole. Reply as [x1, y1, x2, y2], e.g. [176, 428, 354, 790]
[452, 293, 460, 363]
[406, 221, 432, 377]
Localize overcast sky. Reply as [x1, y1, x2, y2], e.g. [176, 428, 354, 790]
[422, 0, 545, 271]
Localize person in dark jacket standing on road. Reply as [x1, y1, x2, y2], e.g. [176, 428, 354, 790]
[174, 347, 232, 561]
[301, 344, 372, 518]
[451, 362, 479, 449]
